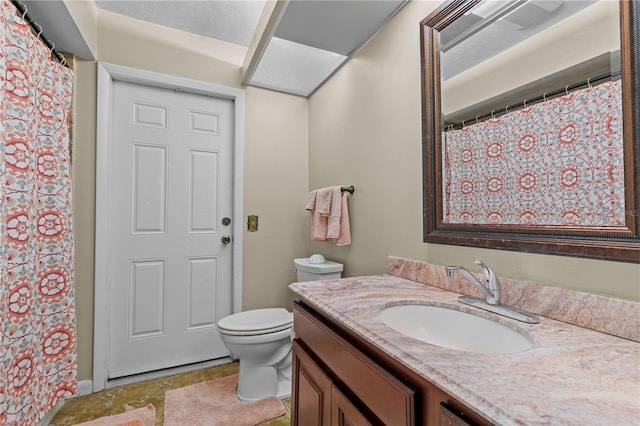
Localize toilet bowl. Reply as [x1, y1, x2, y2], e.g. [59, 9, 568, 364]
[217, 308, 293, 402]
[217, 256, 343, 401]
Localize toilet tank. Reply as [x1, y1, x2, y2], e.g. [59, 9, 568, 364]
[294, 258, 343, 282]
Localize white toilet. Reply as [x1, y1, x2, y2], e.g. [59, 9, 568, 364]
[217, 256, 343, 402]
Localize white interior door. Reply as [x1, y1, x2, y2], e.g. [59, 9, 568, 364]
[107, 80, 234, 378]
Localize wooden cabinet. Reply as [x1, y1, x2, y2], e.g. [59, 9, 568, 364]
[291, 338, 373, 426]
[292, 341, 372, 426]
[292, 301, 493, 426]
[292, 304, 415, 425]
[291, 340, 332, 425]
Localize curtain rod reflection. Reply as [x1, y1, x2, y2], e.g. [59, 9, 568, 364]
[446, 71, 621, 131]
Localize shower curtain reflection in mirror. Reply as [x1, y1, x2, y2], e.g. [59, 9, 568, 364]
[442, 79, 624, 227]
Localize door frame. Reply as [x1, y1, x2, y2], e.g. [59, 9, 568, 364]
[94, 63, 244, 392]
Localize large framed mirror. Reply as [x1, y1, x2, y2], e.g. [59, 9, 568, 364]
[421, 0, 639, 262]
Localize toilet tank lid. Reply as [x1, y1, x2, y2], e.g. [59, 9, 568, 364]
[295, 258, 343, 274]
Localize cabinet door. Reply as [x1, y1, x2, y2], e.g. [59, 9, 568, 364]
[294, 303, 416, 425]
[292, 340, 332, 426]
[332, 385, 374, 426]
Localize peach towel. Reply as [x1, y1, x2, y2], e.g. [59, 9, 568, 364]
[305, 189, 324, 240]
[306, 187, 331, 240]
[337, 191, 351, 246]
[306, 186, 351, 245]
[327, 186, 342, 239]
[315, 186, 332, 216]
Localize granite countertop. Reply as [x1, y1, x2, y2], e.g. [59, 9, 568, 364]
[289, 275, 640, 426]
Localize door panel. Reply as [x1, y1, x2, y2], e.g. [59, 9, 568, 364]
[108, 81, 233, 378]
[186, 257, 218, 329]
[129, 259, 165, 337]
[131, 144, 167, 234]
[188, 150, 218, 232]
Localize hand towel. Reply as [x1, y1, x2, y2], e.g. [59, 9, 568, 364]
[305, 187, 332, 241]
[327, 186, 343, 239]
[305, 190, 319, 239]
[315, 186, 333, 216]
[313, 211, 328, 240]
[305, 190, 317, 211]
[337, 191, 351, 246]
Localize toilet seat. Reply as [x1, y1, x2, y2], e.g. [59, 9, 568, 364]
[217, 308, 293, 336]
[218, 323, 292, 337]
[218, 326, 292, 344]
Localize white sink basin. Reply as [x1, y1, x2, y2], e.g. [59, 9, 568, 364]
[377, 304, 532, 354]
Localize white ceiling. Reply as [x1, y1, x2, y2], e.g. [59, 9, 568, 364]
[93, 0, 406, 55]
[94, 0, 266, 47]
[19, 0, 407, 96]
[274, 0, 406, 56]
[252, 0, 406, 95]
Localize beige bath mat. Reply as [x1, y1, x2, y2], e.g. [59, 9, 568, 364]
[163, 374, 285, 426]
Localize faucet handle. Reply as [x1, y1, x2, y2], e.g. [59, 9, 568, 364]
[474, 259, 501, 303]
[474, 259, 492, 283]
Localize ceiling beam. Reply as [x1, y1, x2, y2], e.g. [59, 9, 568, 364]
[241, 0, 288, 86]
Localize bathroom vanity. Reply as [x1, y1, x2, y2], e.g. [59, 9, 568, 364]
[289, 260, 640, 426]
[292, 300, 491, 425]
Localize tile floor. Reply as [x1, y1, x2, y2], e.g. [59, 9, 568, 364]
[49, 362, 291, 426]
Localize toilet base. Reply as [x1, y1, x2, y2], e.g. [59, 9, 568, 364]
[275, 379, 291, 400]
[237, 383, 290, 402]
[236, 351, 292, 402]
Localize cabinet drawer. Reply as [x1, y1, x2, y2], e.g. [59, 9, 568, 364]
[294, 303, 415, 425]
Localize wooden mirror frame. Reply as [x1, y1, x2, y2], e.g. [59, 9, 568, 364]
[421, 0, 639, 263]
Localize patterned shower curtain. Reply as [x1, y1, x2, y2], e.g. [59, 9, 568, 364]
[443, 79, 624, 226]
[0, 1, 77, 425]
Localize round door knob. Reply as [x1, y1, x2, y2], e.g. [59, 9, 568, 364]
[221, 235, 231, 245]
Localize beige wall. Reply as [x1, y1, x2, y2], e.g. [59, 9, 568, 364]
[97, 10, 245, 86]
[72, 58, 97, 382]
[70, 0, 638, 384]
[307, 1, 640, 301]
[242, 87, 309, 310]
[71, 11, 309, 381]
[63, 0, 99, 59]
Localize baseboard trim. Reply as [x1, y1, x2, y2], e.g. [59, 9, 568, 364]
[37, 380, 92, 425]
[106, 357, 234, 389]
[77, 379, 93, 397]
[38, 400, 64, 426]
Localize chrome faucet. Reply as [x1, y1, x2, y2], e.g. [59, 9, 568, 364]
[446, 259, 501, 305]
[445, 259, 539, 324]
